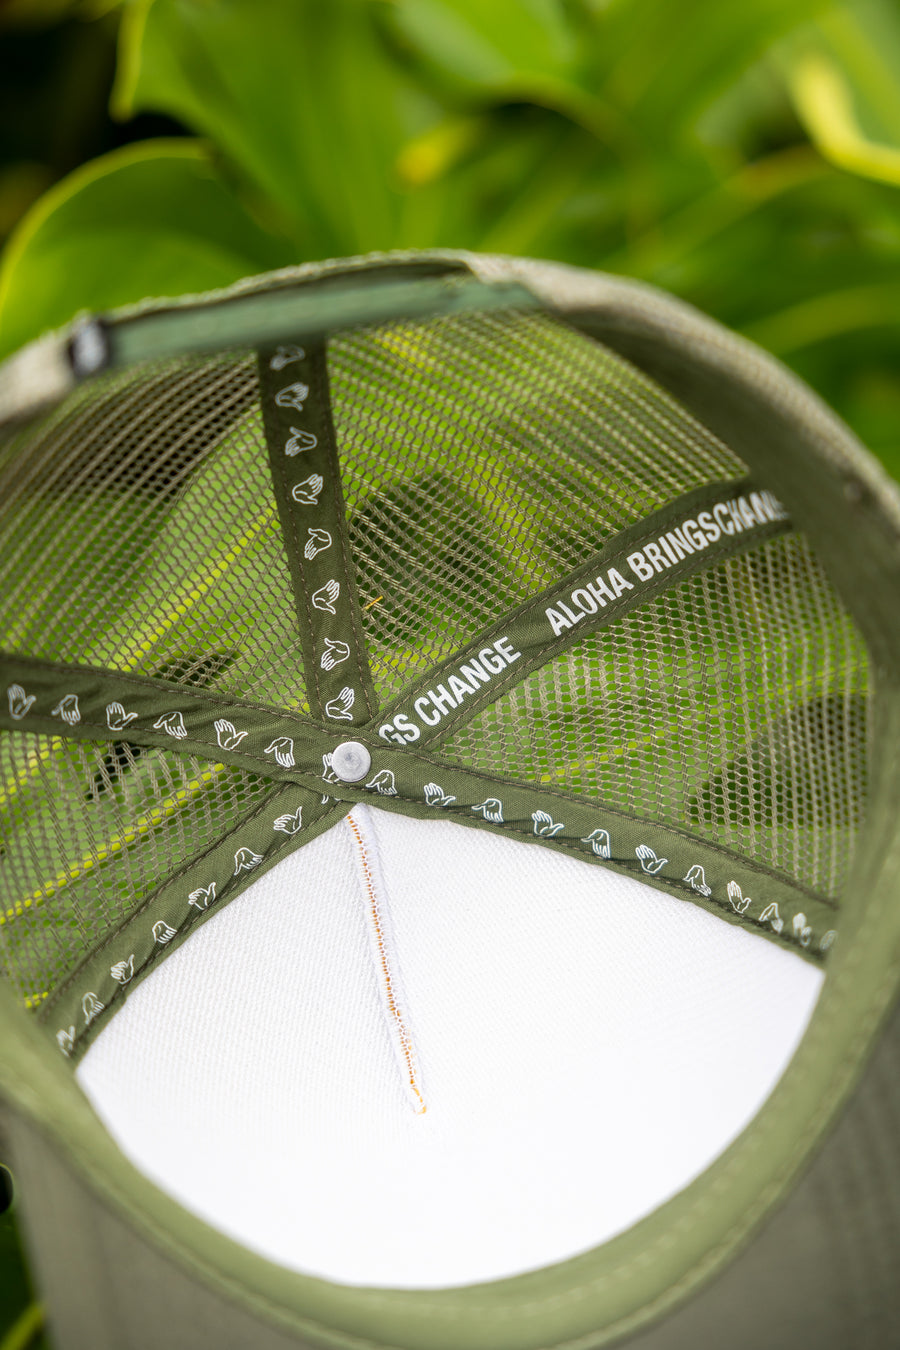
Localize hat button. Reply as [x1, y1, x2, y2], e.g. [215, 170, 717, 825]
[330, 741, 371, 783]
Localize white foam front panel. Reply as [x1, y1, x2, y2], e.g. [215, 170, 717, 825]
[77, 807, 822, 1288]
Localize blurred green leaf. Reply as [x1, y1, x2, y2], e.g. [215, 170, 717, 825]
[115, 0, 435, 255]
[0, 1303, 44, 1350]
[743, 281, 900, 354]
[0, 163, 53, 240]
[0, 1199, 42, 1350]
[594, 0, 830, 132]
[783, 0, 900, 186]
[385, 0, 579, 94]
[0, 139, 293, 360]
[0, 0, 96, 27]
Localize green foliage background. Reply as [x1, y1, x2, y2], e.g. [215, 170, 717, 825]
[2, 0, 900, 1343]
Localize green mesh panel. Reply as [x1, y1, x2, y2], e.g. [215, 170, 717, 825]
[0, 731, 271, 1010]
[440, 532, 870, 898]
[329, 310, 748, 702]
[0, 353, 308, 712]
[0, 304, 875, 1014]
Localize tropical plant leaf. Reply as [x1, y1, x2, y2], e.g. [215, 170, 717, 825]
[115, 0, 434, 256]
[0, 139, 292, 361]
[384, 0, 579, 94]
[593, 0, 830, 133]
[782, 0, 900, 186]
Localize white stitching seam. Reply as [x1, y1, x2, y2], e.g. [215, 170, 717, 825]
[346, 804, 426, 1116]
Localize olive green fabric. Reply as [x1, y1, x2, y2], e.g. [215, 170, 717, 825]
[622, 991, 900, 1350]
[7, 992, 900, 1350]
[258, 340, 376, 723]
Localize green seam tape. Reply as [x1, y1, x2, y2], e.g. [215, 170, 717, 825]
[258, 340, 377, 723]
[372, 477, 790, 748]
[38, 782, 347, 1063]
[28, 742, 834, 1064]
[1, 646, 834, 996]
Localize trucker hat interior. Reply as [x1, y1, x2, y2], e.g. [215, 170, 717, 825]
[0, 251, 894, 1319]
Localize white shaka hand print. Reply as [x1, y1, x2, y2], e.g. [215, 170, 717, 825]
[152, 920, 177, 944]
[325, 686, 355, 721]
[636, 844, 667, 875]
[7, 684, 35, 720]
[56, 1027, 75, 1057]
[472, 798, 504, 824]
[82, 992, 104, 1025]
[320, 638, 350, 669]
[365, 769, 397, 796]
[264, 737, 295, 768]
[233, 848, 262, 875]
[581, 828, 611, 858]
[424, 782, 455, 807]
[270, 345, 304, 370]
[532, 810, 564, 838]
[106, 701, 138, 732]
[683, 864, 712, 896]
[154, 711, 187, 739]
[110, 955, 135, 984]
[273, 808, 303, 834]
[292, 473, 323, 505]
[275, 381, 309, 411]
[727, 880, 751, 914]
[188, 884, 217, 910]
[759, 902, 784, 934]
[312, 580, 340, 614]
[214, 719, 248, 751]
[285, 427, 317, 456]
[304, 527, 331, 559]
[792, 911, 812, 947]
[51, 694, 81, 725]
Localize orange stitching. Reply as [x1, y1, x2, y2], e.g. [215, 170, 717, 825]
[347, 811, 426, 1115]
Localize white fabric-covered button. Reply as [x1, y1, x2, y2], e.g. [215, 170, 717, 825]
[331, 741, 371, 783]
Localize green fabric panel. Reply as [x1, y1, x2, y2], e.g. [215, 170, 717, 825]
[7, 995, 900, 1350]
[622, 992, 900, 1350]
[6, 1110, 323, 1350]
[258, 340, 376, 723]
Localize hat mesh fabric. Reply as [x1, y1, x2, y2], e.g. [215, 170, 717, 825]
[0, 732, 270, 1008]
[440, 531, 869, 898]
[0, 305, 871, 1011]
[328, 311, 748, 701]
[0, 351, 309, 711]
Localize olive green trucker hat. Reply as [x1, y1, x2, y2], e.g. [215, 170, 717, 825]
[1, 251, 899, 1350]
